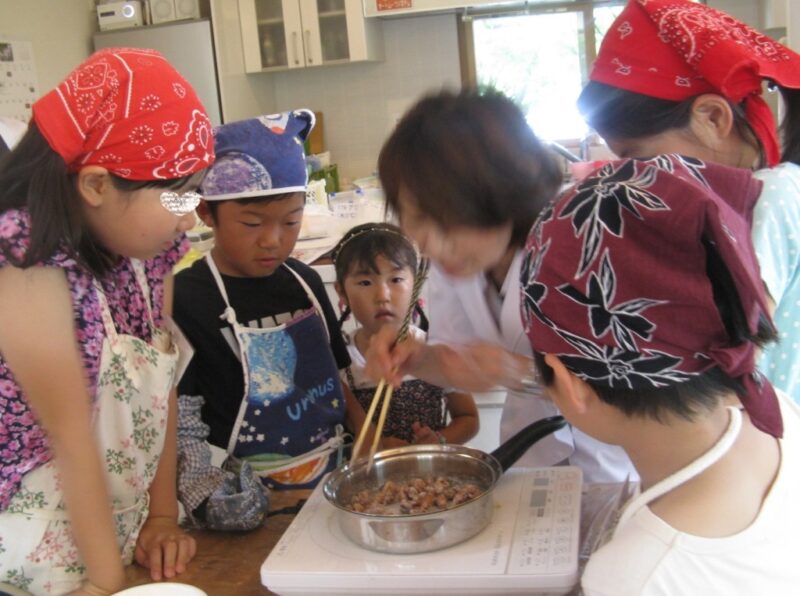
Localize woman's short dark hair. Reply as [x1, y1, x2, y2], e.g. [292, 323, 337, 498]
[0, 122, 196, 277]
[378, 89, 563, 247]
[577, 81, 764, 166]
[533, 236, 778, 423]
[778, 86, 800, 166]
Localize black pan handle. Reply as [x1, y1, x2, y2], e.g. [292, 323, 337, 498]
[490, 415, 567, 472]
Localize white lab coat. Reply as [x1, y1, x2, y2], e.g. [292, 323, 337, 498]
[426, 253, 637, 483]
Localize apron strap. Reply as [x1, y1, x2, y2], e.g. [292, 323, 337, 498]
[282, 262, 330, 341]
[344, 366, 357, 393]
[205, 254, 329, 338]
[130, 258, 157, 330]
[93, 280, 121, 346]
[614, 406, 743, 536]
[205, 253, 239, 326]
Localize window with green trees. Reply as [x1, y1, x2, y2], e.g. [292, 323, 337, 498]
[460, 1, 625, 142]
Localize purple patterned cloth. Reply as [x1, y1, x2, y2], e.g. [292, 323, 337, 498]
[0, 208, 187, 511]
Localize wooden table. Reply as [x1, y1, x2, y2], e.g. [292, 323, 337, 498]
[123, 491, 310, 596]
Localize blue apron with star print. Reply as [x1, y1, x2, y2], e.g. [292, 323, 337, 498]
[206, 255, 346, 490]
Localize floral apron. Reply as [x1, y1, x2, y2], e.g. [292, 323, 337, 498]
[0, 261, 177, 595]
[206, 255, 345, 491]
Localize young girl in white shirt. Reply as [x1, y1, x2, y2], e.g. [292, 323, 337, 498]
[334, 223, 479, 447]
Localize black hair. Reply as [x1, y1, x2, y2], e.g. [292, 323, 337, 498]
[533, 236, 778, 423]
[0, 122, 196, 277]
[378, 89, 563, 247]
[332, 222, 428, 331]
[579, 79, 800, 168]
[203, 191, 303, 221]
[577, 81, 765, 166]
[778, 86, 800, 165]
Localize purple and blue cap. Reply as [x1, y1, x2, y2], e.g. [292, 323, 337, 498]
[200, 110, 315, 201]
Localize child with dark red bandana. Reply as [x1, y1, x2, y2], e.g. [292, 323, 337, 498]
[521, 155, 798, 594]
[578, 0, 800, 402]
[0, 49, 214, 595]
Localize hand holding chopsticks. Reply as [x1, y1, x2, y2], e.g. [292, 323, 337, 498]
[351, 258, 430, 468]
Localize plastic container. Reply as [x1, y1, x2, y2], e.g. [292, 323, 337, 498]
[306, 178, 328, 207]
[328, 188, 389, 234]
[328, 189, 365, 220]
[353, 175, 381, 190]
[309, 164, 339, 193]
[300, 203, 334, 239]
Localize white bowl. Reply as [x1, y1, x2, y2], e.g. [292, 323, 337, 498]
[113, 583, 207, 596]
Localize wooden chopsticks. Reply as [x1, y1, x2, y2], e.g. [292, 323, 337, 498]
[351, 258, 430, 469]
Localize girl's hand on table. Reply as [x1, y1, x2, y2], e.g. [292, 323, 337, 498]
[135, 516, 197, 581]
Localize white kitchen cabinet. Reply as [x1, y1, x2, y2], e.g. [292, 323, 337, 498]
[238, 0, 383, 72]
[363, 0, 502, 18]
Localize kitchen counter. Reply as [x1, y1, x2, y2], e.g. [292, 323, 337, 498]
[122, 482, 632, 595]
[123, 490, 311, 596]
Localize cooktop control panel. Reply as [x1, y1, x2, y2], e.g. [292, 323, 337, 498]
[508, 467, 582, 576]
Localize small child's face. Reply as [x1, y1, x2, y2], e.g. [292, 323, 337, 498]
[198, 192, 304, 277]
[397, 186, 512, 277]
[340, 254, 414, 336]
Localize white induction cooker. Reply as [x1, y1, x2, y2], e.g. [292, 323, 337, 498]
[262, 467, 583, 595]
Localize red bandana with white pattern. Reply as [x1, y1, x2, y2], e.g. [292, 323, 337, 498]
[521, 155, 782, 438]
[591, 0, 800, 167]
[32, 47, 214, 180]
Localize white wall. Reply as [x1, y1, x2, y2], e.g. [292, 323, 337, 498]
[269, 15, 461, 185]
[788, 0, 800, 50]
[762, 0, 787, 29]
[0, 0, 96, 96]
[708, 0, 764, 29]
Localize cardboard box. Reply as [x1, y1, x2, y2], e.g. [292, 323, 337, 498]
[307, 111, 325, 154]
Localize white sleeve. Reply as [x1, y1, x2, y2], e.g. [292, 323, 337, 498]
[426, 263, 477, 346]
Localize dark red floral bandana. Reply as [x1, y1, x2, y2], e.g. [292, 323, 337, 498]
[591, 0, 800, 166]
[521, 154, 782, 437]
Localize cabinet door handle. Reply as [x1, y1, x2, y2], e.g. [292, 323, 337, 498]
[304, 29, 313, 64]
[291, 31, 300, 65]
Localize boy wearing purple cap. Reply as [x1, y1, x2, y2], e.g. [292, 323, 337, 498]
[521, 155, 799, 594]
[173, 112, 372, 528]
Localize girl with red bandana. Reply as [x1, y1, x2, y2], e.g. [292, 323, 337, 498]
[0, 49, 214, 595]
[578, 0, 800, 402]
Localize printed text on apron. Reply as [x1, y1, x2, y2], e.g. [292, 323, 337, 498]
[206, 255, 345, 490]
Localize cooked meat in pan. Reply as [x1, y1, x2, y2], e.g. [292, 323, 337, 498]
[347, 476, 483, 515]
